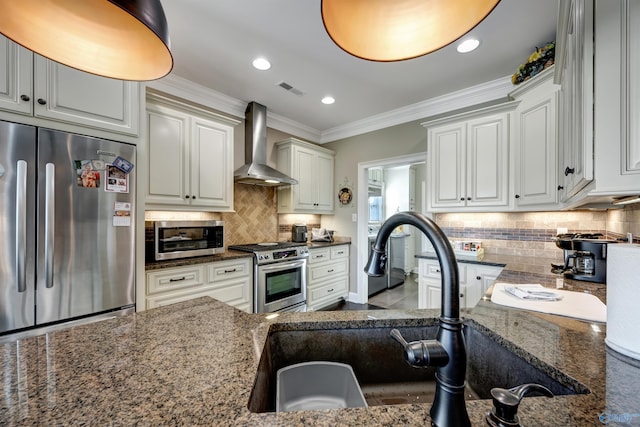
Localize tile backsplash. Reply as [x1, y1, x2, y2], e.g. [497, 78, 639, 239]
[434, 206, 640, 261]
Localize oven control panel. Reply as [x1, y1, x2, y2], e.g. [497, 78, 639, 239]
[255, 247, 309, 264]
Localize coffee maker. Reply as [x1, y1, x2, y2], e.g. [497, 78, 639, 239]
[553, 233, 618, 283]
[291, 224, 308, 243]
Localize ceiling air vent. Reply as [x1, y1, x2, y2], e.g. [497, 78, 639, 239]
[277, 81, 305, 96]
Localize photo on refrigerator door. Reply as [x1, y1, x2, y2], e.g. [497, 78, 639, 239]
[75, 160, 101, 189]
[105, 164, 129, 193]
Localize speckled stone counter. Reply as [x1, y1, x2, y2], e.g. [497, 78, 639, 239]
[146, 242, 351, 271]
[145, 250, 253, 270]
[2, 290, 639, 426]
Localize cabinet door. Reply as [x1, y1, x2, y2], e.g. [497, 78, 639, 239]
[146, 106, 190, 205]
[558, 0, 594, 199]
[514, 93, 558, 206]
[426, 284, 442, 309]
[293, 147, 318, 210]
[0, 36, 32, 115]
[33, 56, 139, 136]
[466, 114, 509, 207]
[189, 116, 233, 209]
[428, 122, 466, 208]
[315, 151, 335, 211]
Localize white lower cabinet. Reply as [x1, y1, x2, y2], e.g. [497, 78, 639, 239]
[418, 258, 503, 309]
[146, 258, 253, 312]
[306, 245, 349, 311]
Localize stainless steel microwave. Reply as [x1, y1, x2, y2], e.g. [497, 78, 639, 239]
[154, 220, 224, 260]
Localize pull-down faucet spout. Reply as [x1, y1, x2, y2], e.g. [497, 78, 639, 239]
[365, 211, 470, 427]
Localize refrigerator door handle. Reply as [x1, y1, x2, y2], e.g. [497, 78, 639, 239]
[15, 160, 27, 293]
[44, 163, 55, 288]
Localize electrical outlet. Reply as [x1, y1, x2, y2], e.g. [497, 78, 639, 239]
[556, 278, 564, 289]
[557, 227, 568, 235]
[352, 213, 358, 222]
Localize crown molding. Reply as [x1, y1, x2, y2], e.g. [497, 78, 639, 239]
[146, 74, 246, 120]
[146, 73, 515, 145]
[319, 75, 514, 143]
[145, 74, 321, 141]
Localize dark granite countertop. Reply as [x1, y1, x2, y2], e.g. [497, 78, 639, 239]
[2, 286, 639, 426]
[416, 251, 608, 303]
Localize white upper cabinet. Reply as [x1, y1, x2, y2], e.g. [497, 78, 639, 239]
[424, 103, 515, 212]
[556, 0, 640, 206]
[555, 0, 594, 200]
[276, 138, 335, 214]
[510, 67, 560, 208]
[145, 94, 238, 211]
[0, 35, 139, 137]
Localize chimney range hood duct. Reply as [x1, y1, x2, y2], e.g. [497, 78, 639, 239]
[234, 102, 298, 186]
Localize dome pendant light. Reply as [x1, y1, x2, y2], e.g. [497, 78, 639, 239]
[0, 0, 173, 81]
[321, 0, 501, 62]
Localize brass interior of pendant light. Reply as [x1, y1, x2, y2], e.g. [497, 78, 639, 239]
[0, 0, 172, 81]
[321, 0, 501, 61]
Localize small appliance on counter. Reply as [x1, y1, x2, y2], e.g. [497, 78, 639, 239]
[311, 228, 334, 242]
[552, 233, 619, 283]
[292, 224, 308, 243]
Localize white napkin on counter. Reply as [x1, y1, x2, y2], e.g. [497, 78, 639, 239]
[491, 283, 606, 323]
[504, 285, 563, 301]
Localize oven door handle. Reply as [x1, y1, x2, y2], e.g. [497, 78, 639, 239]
[260, 260, 306, 272]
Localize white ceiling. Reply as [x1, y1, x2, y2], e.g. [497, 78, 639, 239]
[160, 0, 558, 142]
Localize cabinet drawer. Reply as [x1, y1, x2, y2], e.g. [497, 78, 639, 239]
[308, 278, 348, 304]
[419, 260, 467, 284]
[330, 245, 349, 259]
[308, 259, 347, 282]
[308, 248, 331, 263]
[207, 259, 251, 282]
[146, 265, 205, 295]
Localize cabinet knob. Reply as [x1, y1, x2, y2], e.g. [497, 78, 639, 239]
[20, 94, 30, 102]
[192, 195, 196, 199]
[476, 276, 481, 280]
[460, 197, 465, 201]
[37, 98, 47, 105]
[185, 195, 190, 199]
[514, 194, 520, 199]
[460, 293, 464, 298]
[564, 166, 575, 176]
[328, 288, 334, 293]
[557, 185, 564, 191]
[467, 197, 471, 201]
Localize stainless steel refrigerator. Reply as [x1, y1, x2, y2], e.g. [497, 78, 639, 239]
[0, 120, 136, 336]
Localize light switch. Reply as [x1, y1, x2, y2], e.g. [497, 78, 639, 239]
[352, 213, 357, 222]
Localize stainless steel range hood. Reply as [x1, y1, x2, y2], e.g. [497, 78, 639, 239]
[234, 102, 298, 186]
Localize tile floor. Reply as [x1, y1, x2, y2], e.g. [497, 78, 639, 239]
[321, 274, 419, 311]
[368, 273, 419, 310]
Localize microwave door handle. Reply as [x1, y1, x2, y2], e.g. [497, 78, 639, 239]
[44, 163, 55, 288]
[15, 160, 27, 293]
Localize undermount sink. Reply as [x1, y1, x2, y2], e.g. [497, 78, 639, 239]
[248, 319, 589, 413]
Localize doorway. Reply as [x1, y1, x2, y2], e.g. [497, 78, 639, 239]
[354, 152, 428, 304]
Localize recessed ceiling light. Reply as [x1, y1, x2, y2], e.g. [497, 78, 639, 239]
[322, 96, 335, 105]
[457, 39, 480, 53]
[252, 57, 271, 71]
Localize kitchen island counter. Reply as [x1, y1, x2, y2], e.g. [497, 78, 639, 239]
[1, 293, 637, 425]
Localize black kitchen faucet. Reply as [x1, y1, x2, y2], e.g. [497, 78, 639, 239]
[365, 211, 470, 427]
